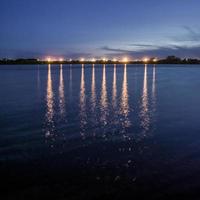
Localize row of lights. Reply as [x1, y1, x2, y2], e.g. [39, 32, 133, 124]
[46, 57, 158, 63]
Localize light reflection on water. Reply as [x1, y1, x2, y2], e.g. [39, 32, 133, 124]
[120, 64, 130, 129]
[3, 63, 200, 199]
[45, 64, 55, 139]
[80, 64, 87, 138]
[44, 64, 157, 143]
[100, 64, 108, 126]
[59, 64, 65, 117]
[140, 64, 150, 135]
[91, 64, 96, 113]
[112, 64, 117, 109]
[152, 64, 156, 100]
[90, 64, 98, 136]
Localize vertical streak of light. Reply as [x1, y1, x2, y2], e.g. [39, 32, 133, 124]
[112, 64, 117, 109]
[120, 64, 130, 128]
[46, 64, 54, 138]
[100, 64, 108, 124]
[80, 64, 86, 137]
[59, 64, 65, 116]
[91, 64, 96, 112]
[140, 64, 150, 134]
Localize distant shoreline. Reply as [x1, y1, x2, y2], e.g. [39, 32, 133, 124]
[1, 61, 200, 65]
[1, 56, 200, 65]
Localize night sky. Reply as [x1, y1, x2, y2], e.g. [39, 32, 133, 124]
[1, 0, 200, 59]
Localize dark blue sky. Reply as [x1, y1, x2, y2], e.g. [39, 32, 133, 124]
[1, 0, 200, 59]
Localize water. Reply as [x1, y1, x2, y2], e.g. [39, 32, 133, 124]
[1, 64, 200, 199]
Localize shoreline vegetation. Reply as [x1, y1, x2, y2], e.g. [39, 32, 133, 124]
[1, 56, 200, 65]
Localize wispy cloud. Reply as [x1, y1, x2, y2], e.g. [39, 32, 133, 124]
[101, 46, 135, 53]
[128, 44, 160, 49]
[171, 26, 200, 42]
[100, 26, 200, 58]
[2, 26, 200, 59]
[101, 44, 200, 58]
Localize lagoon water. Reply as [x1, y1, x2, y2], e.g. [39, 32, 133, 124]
[1, 64, 200, 199]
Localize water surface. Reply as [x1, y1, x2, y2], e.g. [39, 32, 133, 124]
[1, 64, 200, 199]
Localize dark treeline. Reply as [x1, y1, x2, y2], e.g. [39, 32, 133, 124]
[158, 56, 200, 64]
[1, 56, 200, 65]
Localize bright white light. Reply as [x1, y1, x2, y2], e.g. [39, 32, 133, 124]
[80, 58, 85, 62]
[123, 57, 128, 63]
[47, 57, 52, 62]
[143, 57, 149, 63]
[153, 58, 158, 62]
[91, 58, 96, 62]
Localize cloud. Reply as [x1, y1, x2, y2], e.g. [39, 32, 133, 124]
[101, 46, 135, 53]
[101, 44, 200, 59]
[171, 26, 200, 42]
[2, 26, 200, 59]
[129, 44, 160, 49]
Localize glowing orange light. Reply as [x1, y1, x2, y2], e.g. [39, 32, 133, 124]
[80, 58, 85, 62]
[153, 58, 157, 62]
[47, 57, 52, 62]
[143, 57, 149, 63]
[102, 58, 107, 62]
[123, 57, 128, 63]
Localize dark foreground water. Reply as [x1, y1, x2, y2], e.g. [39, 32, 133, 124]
[1, 64, 200, 199]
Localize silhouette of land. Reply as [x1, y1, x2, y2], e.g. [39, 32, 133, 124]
[1, 56, 200, 65]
